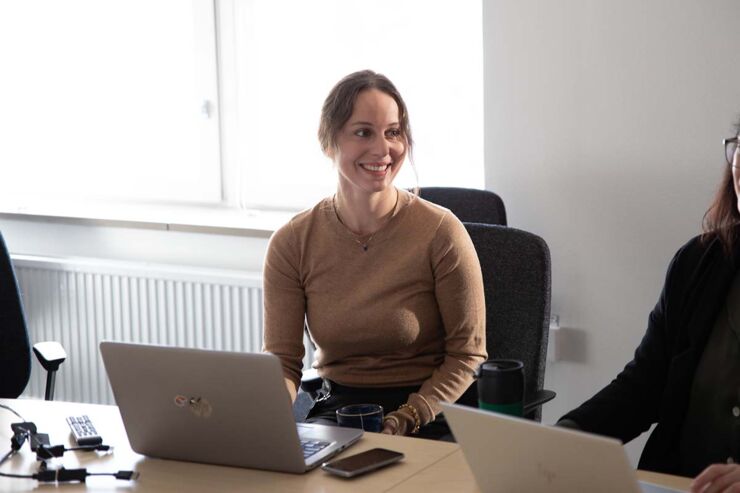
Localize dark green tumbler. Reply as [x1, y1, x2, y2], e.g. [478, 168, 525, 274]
[476, 359, 525, 416]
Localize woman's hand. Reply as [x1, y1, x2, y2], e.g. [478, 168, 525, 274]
[381, 410, 414, 435]
[691, 463, 740, 492]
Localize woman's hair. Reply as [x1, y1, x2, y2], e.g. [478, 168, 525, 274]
[318, 70, 416, 189]
[702, 118, 740, 255]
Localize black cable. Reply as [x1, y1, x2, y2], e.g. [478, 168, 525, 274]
[68, 445, 112, 453]
[32, 467, 139, 483]
[35, 443, 111, 460]
[0, 458, 137, 482]
[94, 470, 139, 480]
[0, 468, 139, 482]
[0, 439, 28, 478]
[0, 449, 16, 467]
[0, 406, 137, 482]
[0, 471, 34, 479]
[0, 403, 26, 422]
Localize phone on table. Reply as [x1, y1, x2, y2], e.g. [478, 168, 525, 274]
[321, 448, 405, 478]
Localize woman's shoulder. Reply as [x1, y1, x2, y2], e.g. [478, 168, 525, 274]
[670, 233, 720, 267]
[661, 232, 731, 290]
[401, 192, 473, 256]
[403, 190, 461, 230]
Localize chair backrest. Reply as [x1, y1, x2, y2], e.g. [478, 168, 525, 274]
[0, 230, 32, 398]
[460, 223, 551, 421]
[419, 187, 507, 225]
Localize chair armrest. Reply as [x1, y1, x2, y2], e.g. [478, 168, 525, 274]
[32, 342, 66, 372]
[32, 341, 66, 400]
[523, 389, 556, 416]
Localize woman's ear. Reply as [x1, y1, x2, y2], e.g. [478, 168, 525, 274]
[325, 146, 335, 161]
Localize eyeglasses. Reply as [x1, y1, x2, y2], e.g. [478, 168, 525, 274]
[725, 137, 739, 166]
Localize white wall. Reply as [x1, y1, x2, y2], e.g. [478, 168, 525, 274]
[483, 0, 740, 462]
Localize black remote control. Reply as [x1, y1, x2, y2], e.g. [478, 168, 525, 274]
[66, 415, 103, 446]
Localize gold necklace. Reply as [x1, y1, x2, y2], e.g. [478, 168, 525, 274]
[332, 192, 399, 252]
[356, 233, 375, 252]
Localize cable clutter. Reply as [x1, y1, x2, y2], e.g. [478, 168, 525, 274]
[0, 403, 138, 484]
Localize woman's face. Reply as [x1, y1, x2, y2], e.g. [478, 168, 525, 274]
[328, 89, 406, 197]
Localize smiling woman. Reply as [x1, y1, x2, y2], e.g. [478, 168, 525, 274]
[330, 89, 406, 237]
[321, 72, 411, 236]
[262, 70, 487, 439]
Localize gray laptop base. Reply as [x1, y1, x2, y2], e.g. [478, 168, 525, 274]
[441, 403, 683, 493]
[100, 342, 362, 473]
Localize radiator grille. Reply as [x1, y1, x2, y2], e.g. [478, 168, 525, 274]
[12, 255, 312, 404]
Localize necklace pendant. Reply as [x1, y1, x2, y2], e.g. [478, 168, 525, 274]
[362, 244, 368, 251]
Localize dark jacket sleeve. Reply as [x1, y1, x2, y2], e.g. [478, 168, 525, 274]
[558, 238, 700, 443]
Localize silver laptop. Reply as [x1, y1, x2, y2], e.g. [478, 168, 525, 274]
[100, 341, 362, 473]
[441, 403, 683, 493]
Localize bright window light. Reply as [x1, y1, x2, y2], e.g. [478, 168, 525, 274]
[230, 0, 484, 210]
[0, 0, 221, 204]
[0, 0, 483, 218]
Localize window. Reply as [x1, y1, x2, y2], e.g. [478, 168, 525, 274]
[0, 0, 483, 221]
[223, 0, 484, 210]
[0, 0, 221, 205]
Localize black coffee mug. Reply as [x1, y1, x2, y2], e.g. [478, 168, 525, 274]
[335, 404, 384, 432]
[475, 359, 525, 417]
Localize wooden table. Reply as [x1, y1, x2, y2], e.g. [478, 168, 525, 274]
[0, 399, 691, 492]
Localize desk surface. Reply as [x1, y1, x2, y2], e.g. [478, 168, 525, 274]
[0, 399, 692, 492]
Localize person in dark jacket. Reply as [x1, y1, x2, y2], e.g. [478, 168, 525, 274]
[558, 124, 740, 493]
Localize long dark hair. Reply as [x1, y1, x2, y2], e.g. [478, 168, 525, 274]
[702, 119, 740, 255]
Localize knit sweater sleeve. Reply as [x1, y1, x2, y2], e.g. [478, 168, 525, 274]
[408, 213, 487, 424]
[262, 221, 306, 390]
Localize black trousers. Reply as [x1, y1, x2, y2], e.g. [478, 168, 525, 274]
[305, 379, 453, 441]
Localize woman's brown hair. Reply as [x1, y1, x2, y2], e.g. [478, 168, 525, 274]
[702, 120, 740, 255]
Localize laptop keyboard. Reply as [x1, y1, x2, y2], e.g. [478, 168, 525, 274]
[301, 439, 331, 459]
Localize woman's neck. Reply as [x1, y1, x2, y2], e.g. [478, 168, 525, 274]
[334, 188, 399, 236]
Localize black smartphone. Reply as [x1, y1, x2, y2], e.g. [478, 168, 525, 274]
[321, 448, 404, 478]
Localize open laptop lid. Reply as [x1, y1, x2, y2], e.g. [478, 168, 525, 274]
[100, 341, 362, 473]
[442, 403, 682, 493]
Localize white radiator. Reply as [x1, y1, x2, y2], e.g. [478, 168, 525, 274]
[12, 255, 315, 405]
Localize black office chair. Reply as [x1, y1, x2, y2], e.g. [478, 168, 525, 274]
[457, 223, 555, 421]
[419, 187, 507, 226]
[294, 224, 555, 424]
[0, 231, 66, 400]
